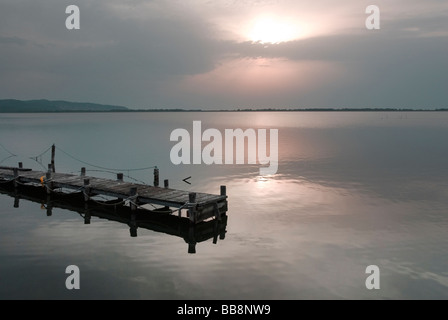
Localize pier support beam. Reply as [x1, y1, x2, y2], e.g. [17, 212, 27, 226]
[51, 144, 56, 173]
[117, 173, 124, 202]
[46, 195, 53, 216]
[14, 196, 20, 208]
[129, 213, 138, 237]
[188, 192, 197, 223]
[83, 179, 90, 202]
[153, 167, 159, 187]
[130, 187, 138, 211]
[84, 204, 91, 224]
[13, 168, 19, 189]
[46, 164, 53, 195]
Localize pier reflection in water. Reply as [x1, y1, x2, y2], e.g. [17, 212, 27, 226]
[0, 181, 228, 254]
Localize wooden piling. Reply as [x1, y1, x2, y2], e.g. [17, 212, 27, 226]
[153, 167, 159, 187]
[220, 185, 226, 196]
[51, 144, 56, 173]
[13, 168, 19, 189]
[81, 167, 86, 177]
[84, 209, 91, 224]
[130, 187, 138, 211]
[46, 196, 53, 217]
[18, 162, 23, 169]
[117, 173, 123, 182]
[129, 213, 137, 237]
[83, 179, 90, 201]
[188, 192, 197, 223]
[14, 196, 20, 208]
[45, 172, 52, 194]
[164, 179, 169, 188]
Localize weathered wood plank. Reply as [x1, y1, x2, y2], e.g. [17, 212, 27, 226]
[0, 168, 227, 223]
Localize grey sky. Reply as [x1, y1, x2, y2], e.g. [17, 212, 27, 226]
[0, 0, 447, 109]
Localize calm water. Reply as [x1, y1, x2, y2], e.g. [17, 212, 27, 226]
[0, 112, 447, 299]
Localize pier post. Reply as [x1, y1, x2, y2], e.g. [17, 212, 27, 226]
[81, 167, 86, 177]
[153, 167, 159, 187]
[164, 179, 169, 188]
[220, 185, 226, 196]
[46, 195, 53, 216]
[188, 224, 197, 254]
[14, 196, 20, 208]
[117, 173, 124, 202]
[13, 168, 19, 189]
[129, 213, 137, 237]
[18, 162, 23, 169]
[188, 192, 197, 223]
[83, 179, 90, 202]
[51, 144, 56, 173]
[130, 187, 138, 211]
[84, 203, 91, 224]
[46, 164, 53, 195]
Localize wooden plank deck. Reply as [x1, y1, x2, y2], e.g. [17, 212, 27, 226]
[0, 166, 227, 224]
[0, 183, 228, 254]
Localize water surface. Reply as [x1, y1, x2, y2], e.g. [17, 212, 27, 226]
[0, 112, 447, 299]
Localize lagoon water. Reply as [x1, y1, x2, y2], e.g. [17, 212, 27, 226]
[0, 111, 447, 299]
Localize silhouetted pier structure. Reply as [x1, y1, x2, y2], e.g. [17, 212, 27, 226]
[0, 179, 227, 254]
[0, 163, 228, 225]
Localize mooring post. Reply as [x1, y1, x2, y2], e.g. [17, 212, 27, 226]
[14, 196, 20, 208]
[13, 168, 19, 189]
[46, 195, 53, 217]
[129, 213, 138, 237]
[51, 144, 56, 173]
[188, 224, 197, 254]
[45, 164, 53, 195]
[81, 167, 86, 177]
[18, 162, 23, 169]
[45, 171, 52, 194]
[84, 205, 91, 224]
[130, 187, 138, 211]
[213, 219, 219, 244]
[83, 178, 90, 202]
[164, 179, 169, 188]
[153, 167, 159, 187]
[188, 192, 197, 223]
[220, 185, 226, 196]
[117, 173, 123, 182]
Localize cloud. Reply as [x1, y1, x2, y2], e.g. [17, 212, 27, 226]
[0, 0, 447, 108]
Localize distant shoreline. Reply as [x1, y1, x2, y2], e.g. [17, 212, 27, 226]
[0, 99, 446, 113]
[1, 108, 447, 113]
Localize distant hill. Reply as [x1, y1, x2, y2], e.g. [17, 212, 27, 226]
[0, 99, 129, 112]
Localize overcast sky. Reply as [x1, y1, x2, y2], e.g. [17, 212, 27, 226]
[0, 0, 447, 109]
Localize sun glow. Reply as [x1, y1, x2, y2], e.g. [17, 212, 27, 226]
[248, 16, 301, 43]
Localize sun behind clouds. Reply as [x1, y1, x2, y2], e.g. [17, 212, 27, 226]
[247, 15, 302, 43]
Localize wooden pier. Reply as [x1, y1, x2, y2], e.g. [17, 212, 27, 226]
[0, 181, 227, 254]
[0, 164, 228, 224]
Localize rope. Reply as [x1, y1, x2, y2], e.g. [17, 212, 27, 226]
[56, 146, 157, 172]
[0, 155, 16, 165]
[28, 145, 53, 170]
[0, 143, 17, 157]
